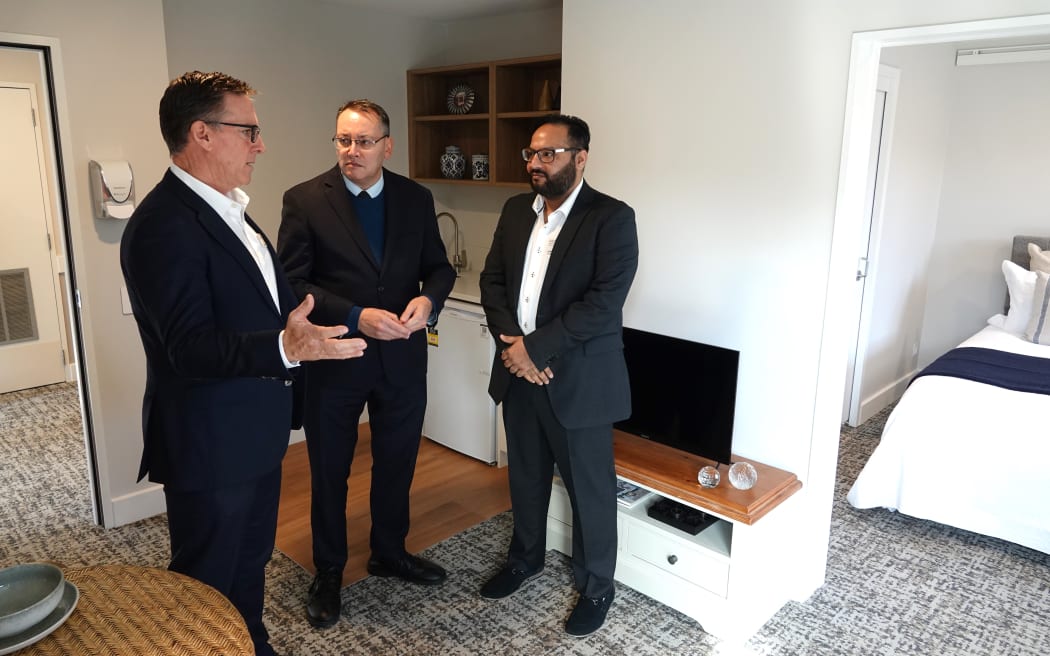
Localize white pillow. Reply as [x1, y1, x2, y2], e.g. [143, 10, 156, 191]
[1028, 242, 1050, 274]
[1001, 259, 1037, 335]
[1026, 271, 1050, 344]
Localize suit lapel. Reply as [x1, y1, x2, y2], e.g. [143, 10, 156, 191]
[539, 181, 594, 300]
[321, 166, 381, 272]
[165, 171, 282, 316]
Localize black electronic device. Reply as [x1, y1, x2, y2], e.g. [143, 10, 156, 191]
[615, 327, 739, 465]
[646, 497, 717, 535]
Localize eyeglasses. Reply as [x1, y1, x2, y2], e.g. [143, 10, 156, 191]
[208, 121, 261, 143]
[332, 135, 389, 150]
[522, 147, 579, 163]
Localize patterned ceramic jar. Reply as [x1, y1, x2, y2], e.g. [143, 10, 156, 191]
[440, 146, 465, 179]
[471, 154, 489, 181]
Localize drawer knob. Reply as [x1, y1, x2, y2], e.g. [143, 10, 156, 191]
[667, 554, 678, 565]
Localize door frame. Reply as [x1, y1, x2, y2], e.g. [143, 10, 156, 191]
[842, 65, 900, 427]
[0, 34, 102, 524]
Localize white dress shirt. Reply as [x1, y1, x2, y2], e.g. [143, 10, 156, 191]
[169, 164, 295, 367]
[517, 180, 584, 334]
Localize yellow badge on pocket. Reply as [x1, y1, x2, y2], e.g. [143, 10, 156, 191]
[426, 326, 439, 346]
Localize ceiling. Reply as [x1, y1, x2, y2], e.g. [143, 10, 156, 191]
[320, 0, 561, 21]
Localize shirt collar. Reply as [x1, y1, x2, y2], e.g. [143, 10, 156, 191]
[169, 163, 249, 216]
[343, 171, 385, 198]
[532, 178, 584, 224]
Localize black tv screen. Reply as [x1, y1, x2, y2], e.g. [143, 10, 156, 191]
[615, 327, 739, 465]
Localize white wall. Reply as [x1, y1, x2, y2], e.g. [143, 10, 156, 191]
[1, 0, 173, 526]
[919, 58, 1050, 364]
[561, 0, 1050, 602]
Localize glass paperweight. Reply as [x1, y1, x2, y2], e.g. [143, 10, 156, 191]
[697, 465, 720, 488]
[728, 462, 758, 490]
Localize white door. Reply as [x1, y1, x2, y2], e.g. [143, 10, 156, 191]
[843, 66, 900, 425]
[0, 84, 66, 393]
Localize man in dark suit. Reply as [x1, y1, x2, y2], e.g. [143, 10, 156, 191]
[478, 114, 639, 636]
[277, 99, 456, 628]
[120, 71, 367, 656]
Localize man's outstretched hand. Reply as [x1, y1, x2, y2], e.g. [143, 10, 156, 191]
[283, 294, 367, 362]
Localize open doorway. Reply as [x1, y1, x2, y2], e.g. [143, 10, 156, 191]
[817, 14, 1050, 461]
[0, 40, 101, 523]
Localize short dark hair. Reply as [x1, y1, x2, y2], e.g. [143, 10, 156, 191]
[159, 71, 256, 155]
[536, 114, 590, 151]
[336, 99, 390, 136]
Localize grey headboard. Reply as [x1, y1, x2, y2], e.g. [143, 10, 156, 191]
[1004, 236, 1050, 312]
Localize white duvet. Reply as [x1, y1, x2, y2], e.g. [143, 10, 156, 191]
[847, 324, 1050, 554]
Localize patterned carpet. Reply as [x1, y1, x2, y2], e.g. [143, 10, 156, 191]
[1, 383, 1048, 655]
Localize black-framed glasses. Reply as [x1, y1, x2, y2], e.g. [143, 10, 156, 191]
[332, 135, 389, 150]
[208, 121, 261, 143]
[522, 147, 579, 163]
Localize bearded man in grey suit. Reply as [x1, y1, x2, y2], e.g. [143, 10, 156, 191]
[478, 114, 639, 636]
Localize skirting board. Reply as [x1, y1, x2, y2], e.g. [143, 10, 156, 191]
[857, 369, 916, 426]
[107, 483, 166, 528]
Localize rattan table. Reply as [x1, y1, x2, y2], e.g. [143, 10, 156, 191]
[21, 565, 254, 655]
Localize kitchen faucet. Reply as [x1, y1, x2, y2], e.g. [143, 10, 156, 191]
[435, 211, 467, 275]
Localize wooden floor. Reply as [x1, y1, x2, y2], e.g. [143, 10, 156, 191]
[275, 426, 511, 586]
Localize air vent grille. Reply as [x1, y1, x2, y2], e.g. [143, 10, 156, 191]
[0, 268, 38, 345]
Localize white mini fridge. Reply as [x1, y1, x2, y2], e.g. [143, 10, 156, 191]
[423, 299, 498, 464]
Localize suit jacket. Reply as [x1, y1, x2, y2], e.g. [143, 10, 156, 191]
[277, 166, 455, 387]
[480, 181, 639, 429]
[120, 170, 299, 492]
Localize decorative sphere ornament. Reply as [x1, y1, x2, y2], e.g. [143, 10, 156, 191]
[698, 465, 720, 488]
[728, 462, 758, 490]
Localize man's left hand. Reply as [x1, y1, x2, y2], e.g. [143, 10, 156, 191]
[399, 296, 433, 333]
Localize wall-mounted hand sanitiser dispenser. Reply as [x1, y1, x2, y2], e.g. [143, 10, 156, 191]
[89, 160, 135, 219]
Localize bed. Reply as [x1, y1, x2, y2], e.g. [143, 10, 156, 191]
[846, 237, 1050, 555]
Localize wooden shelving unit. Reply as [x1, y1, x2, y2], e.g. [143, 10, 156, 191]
[407, 53, 561, 188]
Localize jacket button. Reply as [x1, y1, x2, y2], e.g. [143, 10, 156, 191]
[284, 380, 293, 387]
[377, 286, 385, 293]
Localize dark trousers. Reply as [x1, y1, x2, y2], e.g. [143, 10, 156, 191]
[164, 466, 281, 656]
[304, 375, 426, 570]
[502, 378, 618, 598]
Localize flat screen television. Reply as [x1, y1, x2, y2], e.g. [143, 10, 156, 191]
[615, 327, 739, 466]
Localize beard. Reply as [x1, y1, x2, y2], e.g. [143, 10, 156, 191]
[529, 160, 576, 198]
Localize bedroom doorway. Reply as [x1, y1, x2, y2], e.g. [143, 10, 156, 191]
[815, 12, 1050, 502]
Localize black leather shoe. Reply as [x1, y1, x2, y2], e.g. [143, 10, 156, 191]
[366, 553, 447, 586]
[565, 588, 615, 636]
[479, 565, 541, 599]
[305, 567, 343, 628]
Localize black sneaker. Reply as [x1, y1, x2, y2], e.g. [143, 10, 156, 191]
[479, 565, 541, 599]
[565, 588, 615, 636]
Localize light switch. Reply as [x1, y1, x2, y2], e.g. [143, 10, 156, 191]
[120, 285, 133, 315]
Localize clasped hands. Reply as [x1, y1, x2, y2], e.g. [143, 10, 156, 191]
[357, 295, 433, 340]
[499, 334, 553, 386]
[282, 294, 367, 362]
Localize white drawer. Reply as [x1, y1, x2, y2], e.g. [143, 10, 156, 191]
[626, 521, 729, 597]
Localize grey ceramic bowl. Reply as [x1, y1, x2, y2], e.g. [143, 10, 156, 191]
[0, 563, 66, 639]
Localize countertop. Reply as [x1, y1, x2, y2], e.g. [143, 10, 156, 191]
[449, 271, 482, 305]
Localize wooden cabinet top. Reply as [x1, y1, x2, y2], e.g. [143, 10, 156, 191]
[614, 430, 801, 526]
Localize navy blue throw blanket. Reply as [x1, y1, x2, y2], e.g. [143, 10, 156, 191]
[912, 346, 1050, 395]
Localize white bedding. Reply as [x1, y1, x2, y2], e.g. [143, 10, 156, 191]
[846, 324, 1050, 554]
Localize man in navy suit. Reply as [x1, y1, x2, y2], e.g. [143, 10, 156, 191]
[277, 99, 455, 628]
[478, 114, 639, 636]
[120, 71, 367, 656]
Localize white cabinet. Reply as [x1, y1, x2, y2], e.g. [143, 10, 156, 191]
[545, 432, 804, 643]
[423, 299, 497, 463]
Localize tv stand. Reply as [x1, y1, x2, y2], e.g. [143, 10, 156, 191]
[546, 430, 802, 642]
